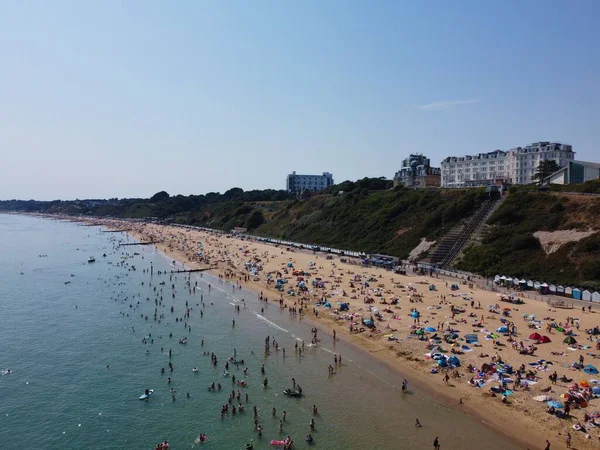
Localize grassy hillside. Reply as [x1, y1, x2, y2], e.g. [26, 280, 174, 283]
[2, 178, 599, 287]
[253, 188, 486, 257]
[456, 184, 600, 289]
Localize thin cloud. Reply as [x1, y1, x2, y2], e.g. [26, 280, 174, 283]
[418, 99, 480, 111]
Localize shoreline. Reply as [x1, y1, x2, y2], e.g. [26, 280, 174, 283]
[115, 221, 532, 449]
[21, 214, 600, 449]
[92, 218, 539, 449]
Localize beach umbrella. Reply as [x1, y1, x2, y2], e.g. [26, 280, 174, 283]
[546, 401, 563, 409]
[425, 327, 437, 333]
[584, 365, 599, 375]
[580, 380, 590, 388]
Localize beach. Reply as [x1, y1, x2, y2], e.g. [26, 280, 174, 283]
[84, 218, 600, 450]
[0, 214, 527, 450]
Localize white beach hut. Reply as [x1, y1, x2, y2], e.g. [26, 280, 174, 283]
[582, 290, 592, 301]
[592, 292, 600, 303]
[557, 285, 565, 296]
[549, 284, 557, 294]
[565, 287, 573, 298]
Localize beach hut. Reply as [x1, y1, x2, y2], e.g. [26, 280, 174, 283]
[556, 285, 565, 296]
[519, 279, 527, 289]
[527, 280, 534, 290]
[582, 290, 591, 301]
[494, 275, 501, 284]
[592, 292, 600, 303]
[572, 288, 582, 300]
[549, 284, 556, 295]
[534, 281, 542, 291]
[506, 277, 513, 286]
[565, 287, 573, 298]
[539, 283, 549, 295]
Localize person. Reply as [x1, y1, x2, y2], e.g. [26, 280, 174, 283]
[433, 437, 440, 449]
[310, 418, 315, 429]
[312, 405, 318, 415]
[565, 432, 571, 449]
[544, 440, 550, 450]
[415, 418, 421, 427]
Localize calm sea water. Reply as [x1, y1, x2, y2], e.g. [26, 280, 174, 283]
[0, 215, 521, 450]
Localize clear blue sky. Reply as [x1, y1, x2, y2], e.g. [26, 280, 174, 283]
[1, 1, 598, 200]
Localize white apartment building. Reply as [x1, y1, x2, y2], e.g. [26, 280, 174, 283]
[441, 142, 574, 187]
[286, 171, 334, 193]
[508, 142, 574, 185]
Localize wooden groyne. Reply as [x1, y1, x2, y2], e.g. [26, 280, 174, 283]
[172, 267, 214, 273]
[119, 241, 159, 246]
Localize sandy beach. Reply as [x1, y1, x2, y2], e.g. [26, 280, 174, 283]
[81, 218, 600, 449]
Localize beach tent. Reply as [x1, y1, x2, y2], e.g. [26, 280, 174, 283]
[540, 336, 552, 343]
[584, 365, 599, 375]
[437, 359, 448, 367]
[464, 334, 479, 343]
[447, 356, 461, 367]
[529, 332, 542, 341]
[592, 386, 600, 396]
[425, 327, 437, 333]
[563, 336, 577, 345]
[497, 326, 508, 333]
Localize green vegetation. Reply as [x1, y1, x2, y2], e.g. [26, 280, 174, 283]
[533, 160, 561, 182]
[2, 178, 598, 287]
[456, 186, 600, 289]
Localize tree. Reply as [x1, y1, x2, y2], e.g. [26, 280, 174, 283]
[533, 160, 561, 183]
[245, 210, 265, 230]
[150, 191, 170, 202]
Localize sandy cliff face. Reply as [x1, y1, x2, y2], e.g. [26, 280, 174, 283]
[534, 229, 597, 254]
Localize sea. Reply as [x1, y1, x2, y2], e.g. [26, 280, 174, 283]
[0, 214, 522, 450]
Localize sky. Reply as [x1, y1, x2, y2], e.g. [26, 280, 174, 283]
[1, 1, 598, 200]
